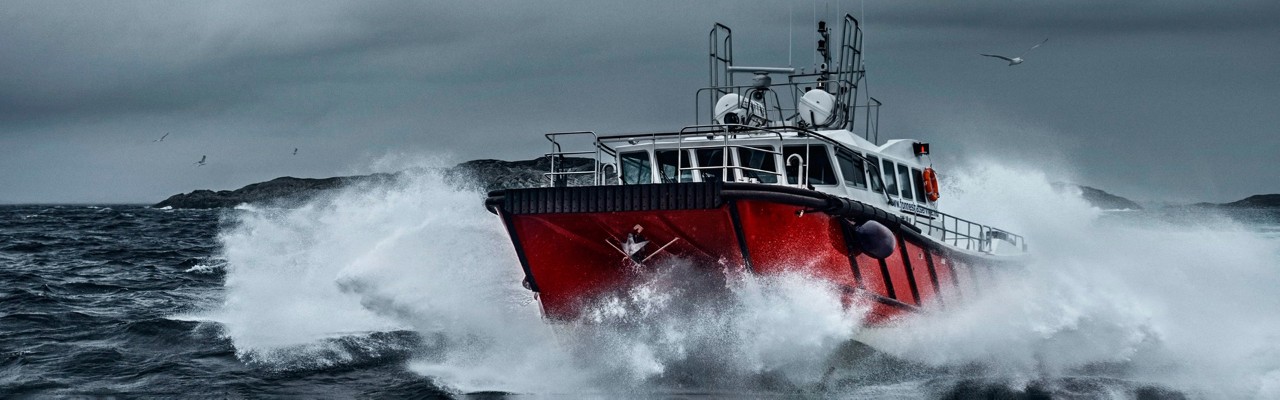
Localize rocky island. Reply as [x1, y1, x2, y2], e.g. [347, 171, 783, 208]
[155, 158, 1274, 211]
[154, 157, 595, 209]
[154, 174, 397, 209]
[1052, 183, 1143, 210]
[1218, 194, 1280, 209]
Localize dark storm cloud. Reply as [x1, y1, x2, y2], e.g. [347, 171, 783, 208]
[0, 2, 489, 123]
[874, 1, 1280, 34]
[0, 1, 711, 127]
[0, 1, 1275, 204]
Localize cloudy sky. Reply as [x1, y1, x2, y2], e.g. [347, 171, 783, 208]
[1, 1, 1276, 204]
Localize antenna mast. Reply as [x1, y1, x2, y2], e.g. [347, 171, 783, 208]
[817, 19, 831, 92]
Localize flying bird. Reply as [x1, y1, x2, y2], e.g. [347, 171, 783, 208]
[194, 155, 206, 166]
[293, 148, 298, 156]
[153, 132, 169, 142]
[981, 37, 1048, 66]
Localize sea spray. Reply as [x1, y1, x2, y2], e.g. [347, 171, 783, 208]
[215, 158, 1280, 397]
[861, 161, 1280, 398]
[215, 165, 867, 392]
[545, 263, 867, 391]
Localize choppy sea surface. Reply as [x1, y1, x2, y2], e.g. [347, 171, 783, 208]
[3, 167, 1278, 398]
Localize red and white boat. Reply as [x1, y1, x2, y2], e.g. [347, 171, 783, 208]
[485, 16, 1026, 323]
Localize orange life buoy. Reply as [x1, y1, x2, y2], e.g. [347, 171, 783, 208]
[922, 167, 940, 202]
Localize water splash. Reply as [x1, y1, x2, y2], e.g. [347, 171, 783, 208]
[861, 160, 1280, 398]
[214, 159, 1280, 397]
[213, 166, 866, 393]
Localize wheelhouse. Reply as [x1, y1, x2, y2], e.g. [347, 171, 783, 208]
[534, 15, 1025, 255]
[596, 129, 937, 212]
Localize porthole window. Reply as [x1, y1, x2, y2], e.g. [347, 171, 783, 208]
[655, 150, 693, 183]
[783, 145, 838, 185]
[912, 168, 928, 203]
[898, 163, 915, 201]
[736, 146, 778, 183]
[694, 148, 729, 182]
[619, 151, 652, 184]
[881, 159, 899, 196]
[867, 155, 884, 193]
[836, 149, 868, 189]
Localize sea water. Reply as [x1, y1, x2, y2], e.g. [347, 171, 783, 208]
[2, 160, 1277, 398]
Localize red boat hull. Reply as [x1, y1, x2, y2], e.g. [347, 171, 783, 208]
[487, 182, 1013, 323]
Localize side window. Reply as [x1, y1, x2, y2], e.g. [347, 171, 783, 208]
[867, 155, 884, 193]
[619, 151, 652, 185]
[694, 148, 728, 182]
[898, 163, 915, 201]
[783, 145, 838, 185]
[912, 168, 928, 203]
[881, 159, 899, 196]
[655, 150, 693, 183]
[836, 149, 868, 189]
[736, 146, 778, 183]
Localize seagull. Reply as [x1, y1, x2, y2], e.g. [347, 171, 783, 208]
[194, 155, 206, 166]
[153, 132, 169, 142]
[292, 148, 298, 156]
[981, 37, 1048, 66]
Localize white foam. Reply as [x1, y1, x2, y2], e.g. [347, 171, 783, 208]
[212, 156, 1280, 397]
[863, 161, 1280, 398]
[214, 164, 867, 393]
[184, 263, 222, 274]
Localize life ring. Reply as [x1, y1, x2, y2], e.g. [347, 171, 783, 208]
[922, 167, 941, 202]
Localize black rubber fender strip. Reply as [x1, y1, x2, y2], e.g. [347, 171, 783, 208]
[484, 195, 504, 214]
[488, 182, 921, 234]
[723, 181, 829, 197]
[719, 190, 829, 209]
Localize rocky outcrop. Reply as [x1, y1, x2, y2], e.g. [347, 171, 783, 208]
[1052, 183, 1143, 210]
[154, 174, 399, 209]
[444, 156, 597, 192]
[170, 157, 1265, 212]
[154, 156, 596, 209]
[1216, 194, 1280, 209]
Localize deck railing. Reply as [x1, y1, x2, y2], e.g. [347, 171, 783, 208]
[908, 209, 1026, 253]
[541, 124, 1026, 255]
[543, 131, 602, 186]
[674, 125, 787, 184]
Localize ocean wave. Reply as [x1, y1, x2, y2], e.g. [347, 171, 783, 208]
[233, 330, 421, 374]
[183, 264, 223, 274]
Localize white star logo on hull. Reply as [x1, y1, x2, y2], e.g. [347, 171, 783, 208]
[606, 224, 680, 266]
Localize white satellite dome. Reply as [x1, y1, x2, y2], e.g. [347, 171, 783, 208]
[713, 93, 767, 126]
[797, 89, 837, 128]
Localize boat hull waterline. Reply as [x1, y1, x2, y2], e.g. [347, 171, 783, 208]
[486, 182, 1017, 323]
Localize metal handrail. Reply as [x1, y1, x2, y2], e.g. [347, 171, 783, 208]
[593, 122, 885, 197]
[696, 81, 857, 126]
[720, 126, 1027, 253]
[785, 154, 806, 188]
[671, 125, 788, 184]
[544, 131, 600, 186]
[697, 14, 866, 132]
[531, 14, 1026, 254]
[911, 209, 1026, 253]
[547, 124, 1025, 255]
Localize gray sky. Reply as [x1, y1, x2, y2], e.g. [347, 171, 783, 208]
[1, 1, 1276, 204]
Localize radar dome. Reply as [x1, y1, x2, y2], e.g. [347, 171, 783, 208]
[713, 93, 767, 126]
[797, 89, 837, 128]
